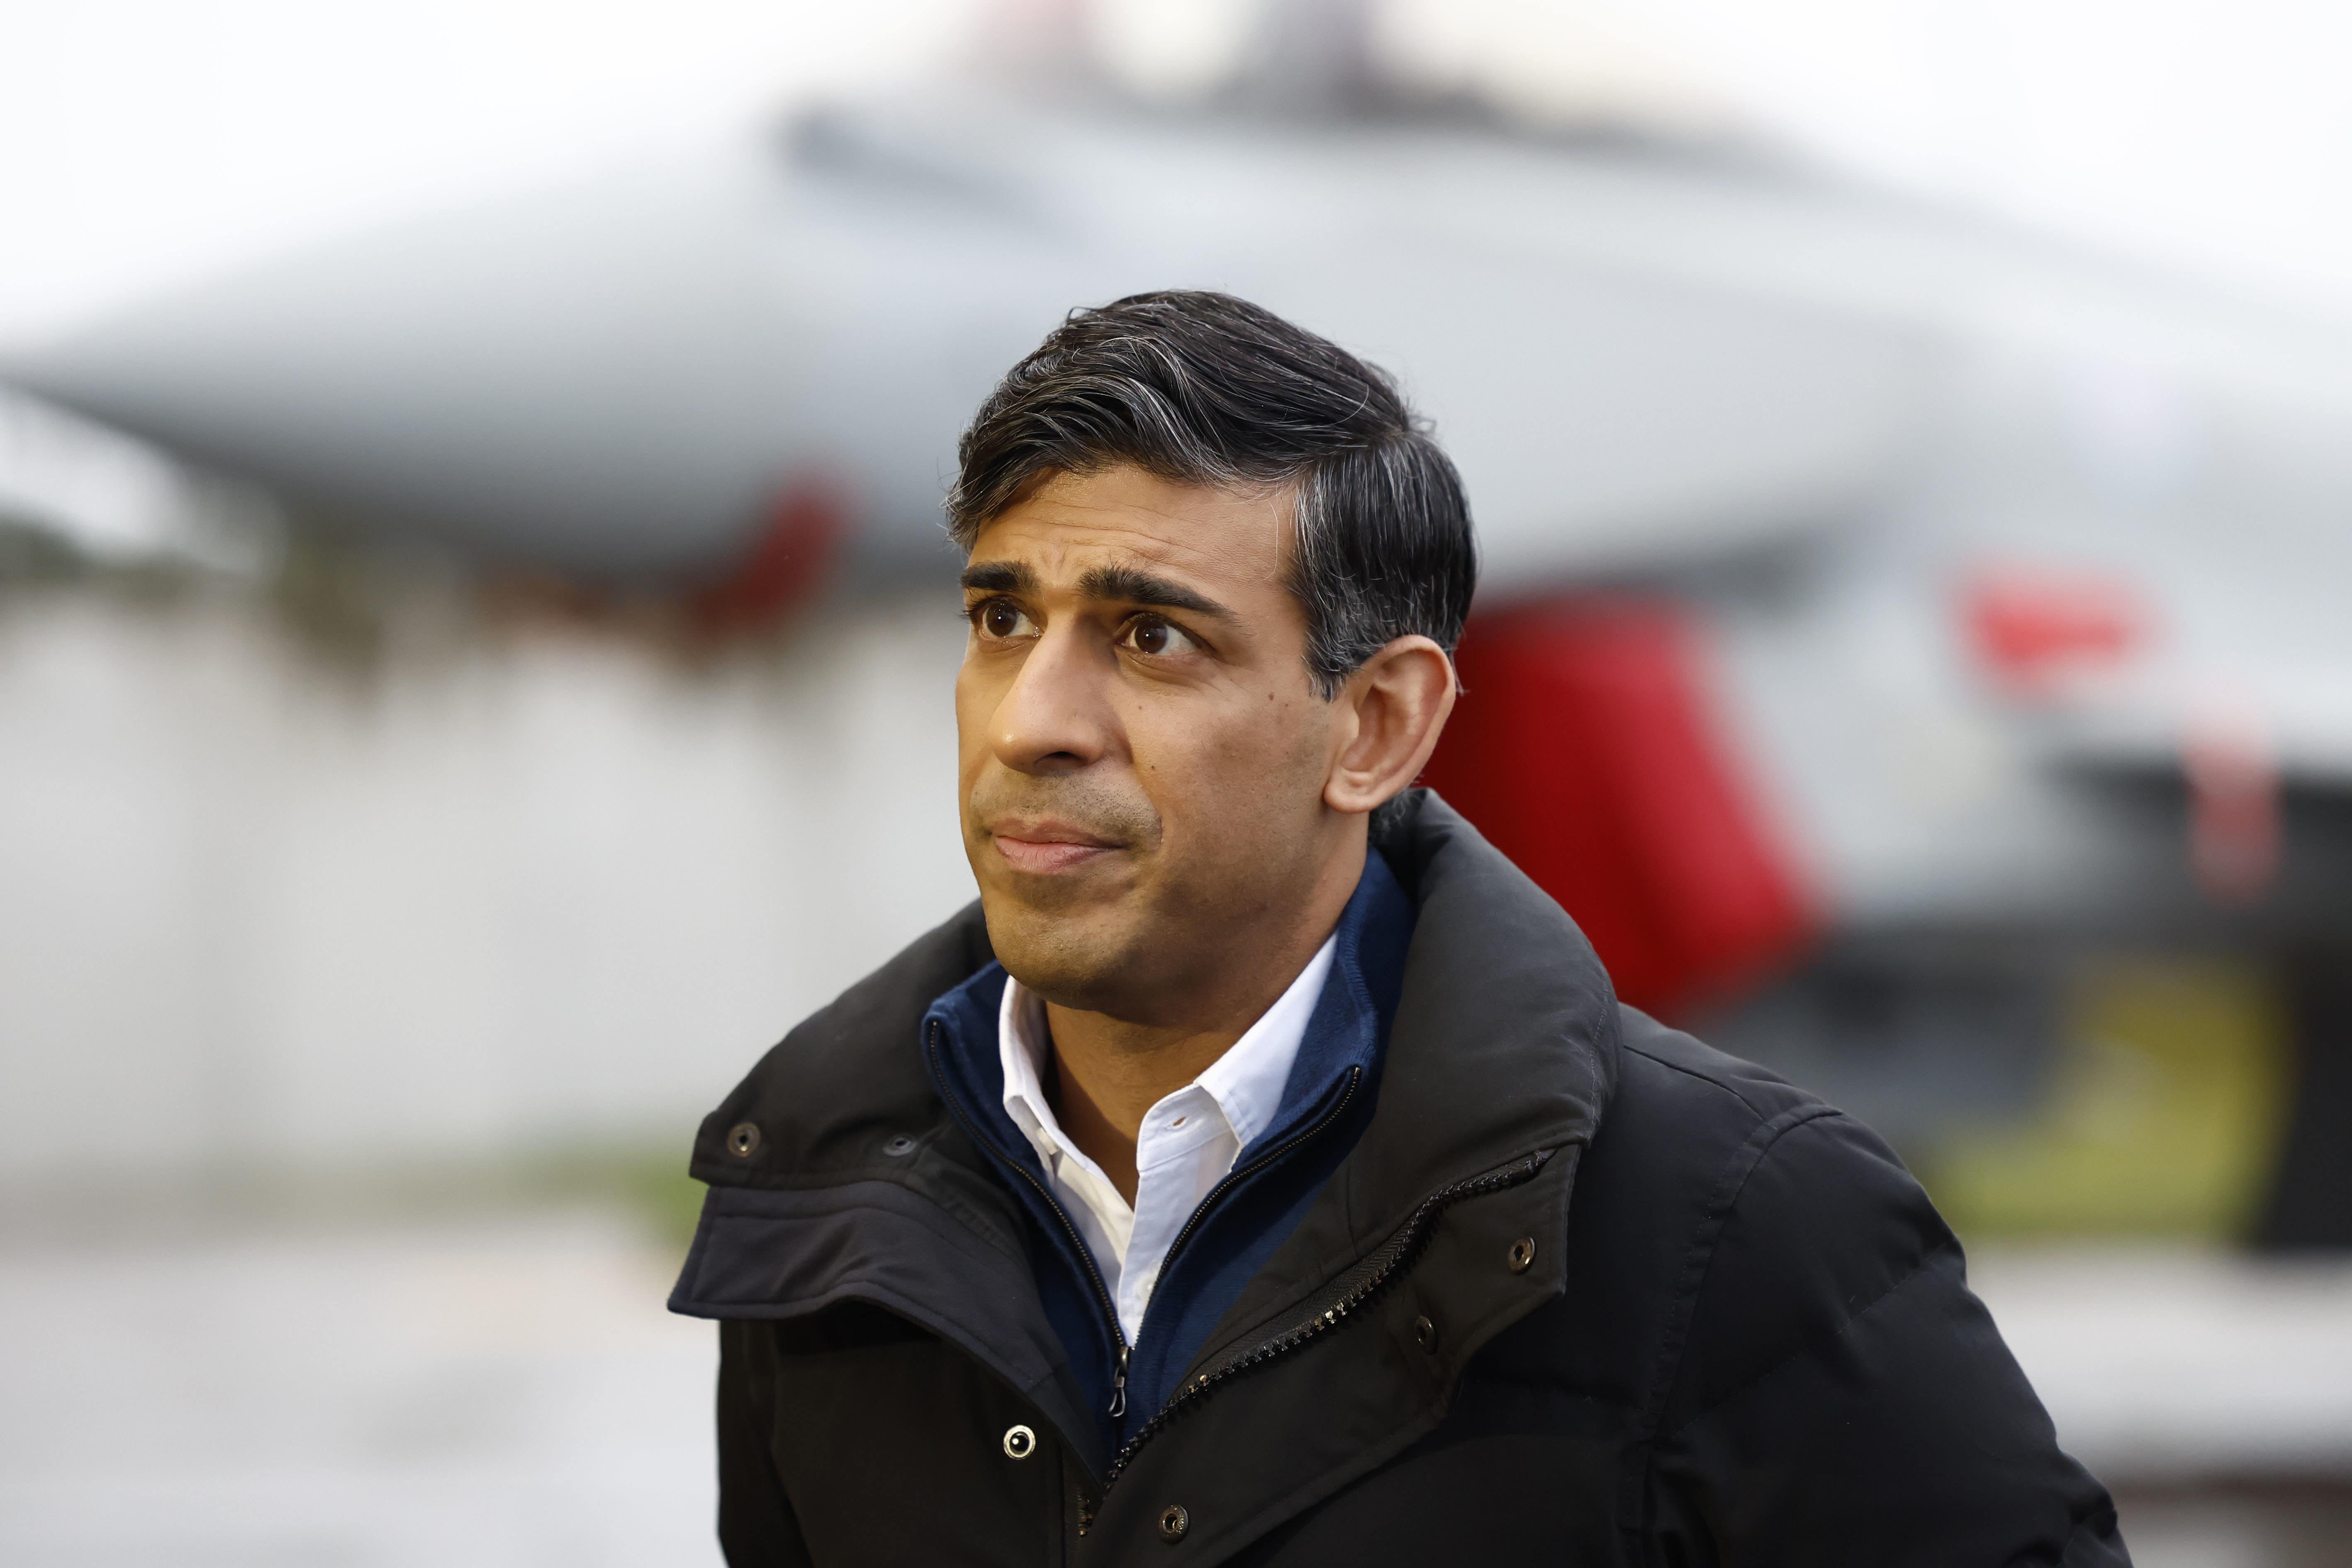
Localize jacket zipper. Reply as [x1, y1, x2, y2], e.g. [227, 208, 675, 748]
[1152, 1064, 1363, 1286]
[1076, 1146, 1553, 1535]
[925, 1022, 1132, 1417]
[930, 1036, 1362, 1426]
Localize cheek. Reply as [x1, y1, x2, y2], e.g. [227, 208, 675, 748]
[1136, 687, 1329, 816]
[953, 660, 996, 782]
[1247, 685, 1333, 772]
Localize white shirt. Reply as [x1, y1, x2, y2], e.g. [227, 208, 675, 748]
[997, 935, 1338, 1344]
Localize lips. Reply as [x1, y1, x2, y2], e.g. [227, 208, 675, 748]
[989, 818, 1122, 875]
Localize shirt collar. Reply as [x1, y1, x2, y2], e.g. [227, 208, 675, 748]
[1188, 936, 1336, 1150]
[996, 933, 1339, 1174]
[923, 845, 1415, 1200]
[996, 980, 1059, 1160]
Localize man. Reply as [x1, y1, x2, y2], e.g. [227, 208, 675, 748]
[670, 291, 2129, 1565]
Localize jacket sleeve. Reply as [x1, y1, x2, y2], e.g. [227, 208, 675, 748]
[717, 1320, 816, 1568]
[1643, 1110, 2131, 1568]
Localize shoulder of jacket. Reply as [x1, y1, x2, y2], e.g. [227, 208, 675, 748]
[1578, 1007, 1847, 1217]
[1612, 1006, 1830, 1133]
[1600, 1004, 1934, 1259]
[1587, 1009, 1961, 1435]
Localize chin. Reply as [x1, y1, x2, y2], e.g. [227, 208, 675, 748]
[978, 894, 1142, 1013]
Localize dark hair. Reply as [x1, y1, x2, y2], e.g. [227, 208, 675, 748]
[946, 290, 1478, 700]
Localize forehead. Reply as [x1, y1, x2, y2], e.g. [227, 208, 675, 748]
[969, 466, 1291, 592]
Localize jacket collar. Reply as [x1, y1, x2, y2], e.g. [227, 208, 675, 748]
[918, 844, 1411, 1215]
[1307, 786, 1618, 1258]
[1170, 789, 1621, 1374]
[670, 791, 1621, 1477]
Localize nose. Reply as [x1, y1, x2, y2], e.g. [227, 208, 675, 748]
[989, 624, 1115, 777]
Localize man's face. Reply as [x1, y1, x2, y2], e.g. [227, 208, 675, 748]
[955, 465, 1349, 1023]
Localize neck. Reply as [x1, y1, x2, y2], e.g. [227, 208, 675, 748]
[1041, 840, 1365, 1204]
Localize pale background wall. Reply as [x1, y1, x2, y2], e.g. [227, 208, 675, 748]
[0, 587, 973, 1179]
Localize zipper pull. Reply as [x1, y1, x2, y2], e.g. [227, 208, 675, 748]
[1108, 1343, 1130, 1417]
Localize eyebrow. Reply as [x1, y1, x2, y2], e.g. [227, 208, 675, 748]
[1078, 563, 1237, 621]
[959, 559, 1237, 622]
[960, 560, 1035, 595]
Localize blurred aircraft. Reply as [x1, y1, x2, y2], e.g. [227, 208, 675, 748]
[8, 1, 2350, 1243]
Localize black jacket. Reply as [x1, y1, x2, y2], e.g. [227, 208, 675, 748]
[670, 793, 2130, 1566]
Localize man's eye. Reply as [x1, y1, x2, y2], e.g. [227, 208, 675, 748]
[1121, 616, 1198, 657]
[975, 600, 1037, 640]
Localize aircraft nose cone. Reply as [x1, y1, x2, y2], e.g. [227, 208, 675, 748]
[4, 146, 815, 582]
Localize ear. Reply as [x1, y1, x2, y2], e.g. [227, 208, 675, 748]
[1324, 635, 1458, 817]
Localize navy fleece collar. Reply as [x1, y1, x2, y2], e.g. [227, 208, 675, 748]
[923, 847, 1415, 1451]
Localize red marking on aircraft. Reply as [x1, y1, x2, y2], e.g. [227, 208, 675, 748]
[1422, 599, 1815, 1019]
[692, 482, 844, 631]
[1966, 567, 2146, 694]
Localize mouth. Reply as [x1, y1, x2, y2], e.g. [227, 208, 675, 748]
[988, 818, 1124, 876]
